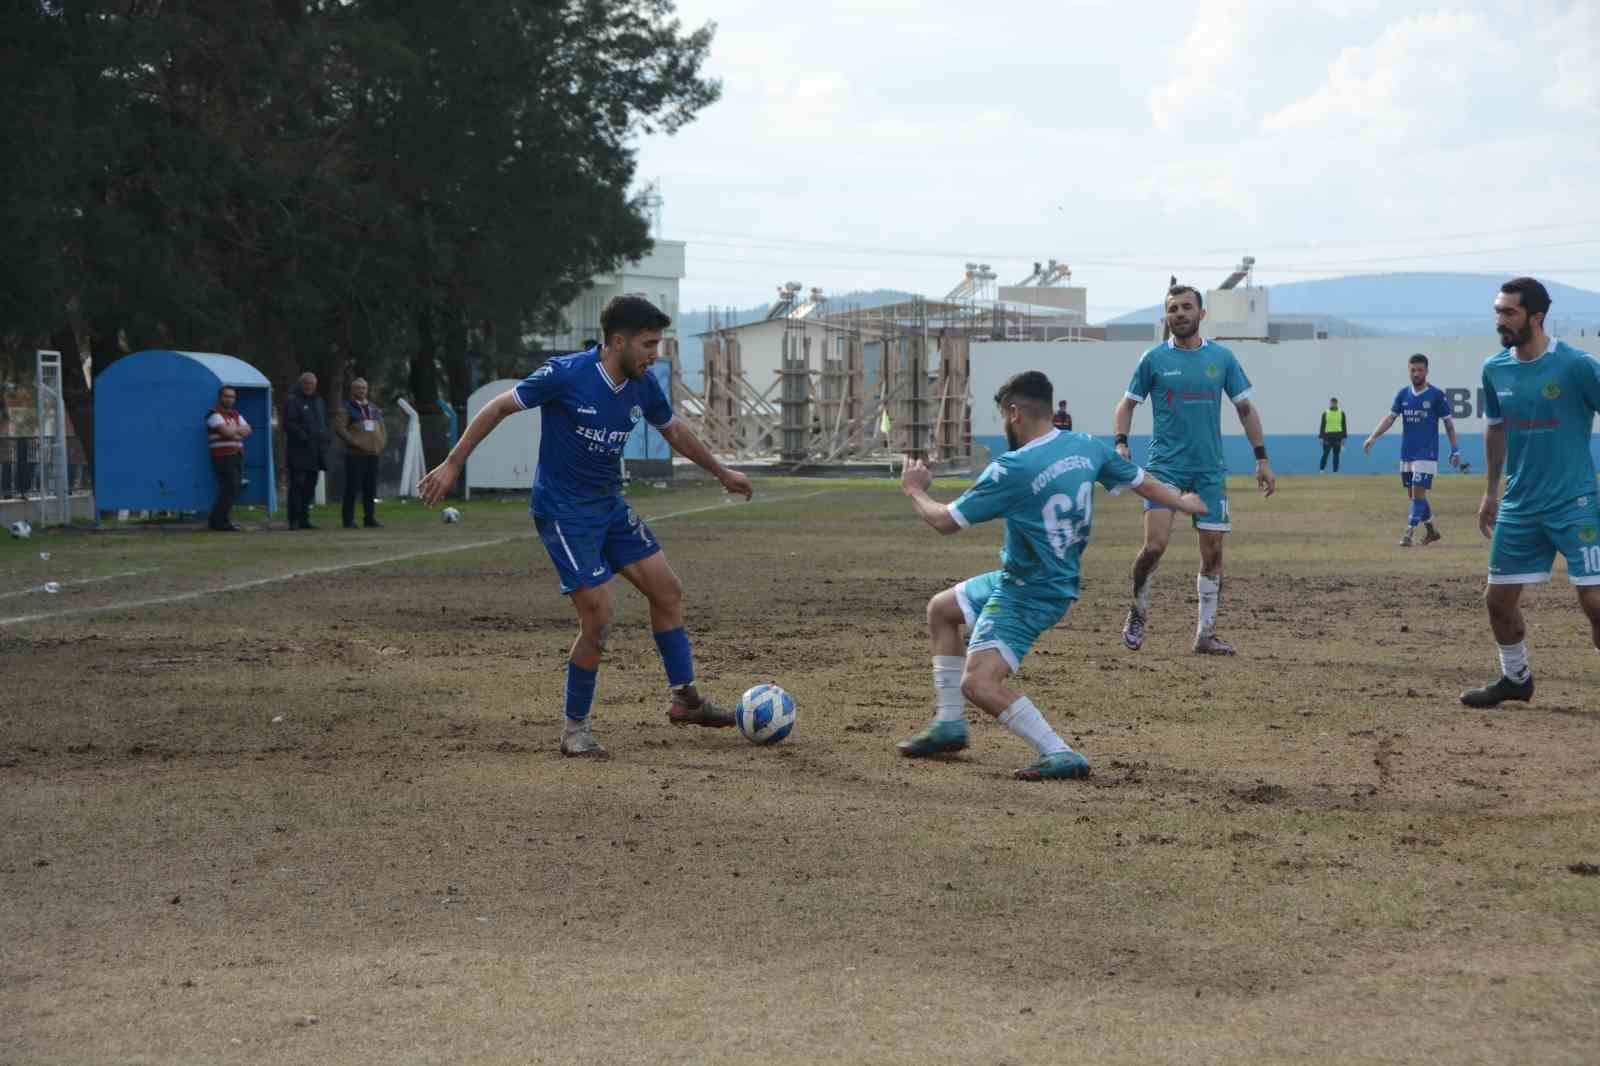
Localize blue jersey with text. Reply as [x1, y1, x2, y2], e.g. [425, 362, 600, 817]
[512, 348, 673, 518]
[1481, 339, 1600, 520]
[1124, 339, 1252, 475]
[948, 429, 1144, 600]
[1390, 384, 1452, 462]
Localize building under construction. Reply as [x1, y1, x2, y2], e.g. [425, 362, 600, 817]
[677, 262, 1091, 467]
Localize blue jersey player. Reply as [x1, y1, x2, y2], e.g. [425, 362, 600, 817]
[897, 370, 1206, 781]
[1462, 277, 1600, 709]
[1361, 353, 1460, 546]
[418, 295, 755, 758]
[1111, 284, 1277, 657]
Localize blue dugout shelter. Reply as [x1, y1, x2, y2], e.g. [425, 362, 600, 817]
[95, 350, 277, 515]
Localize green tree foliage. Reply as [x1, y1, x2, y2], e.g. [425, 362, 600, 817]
[0, 0, 718, 422]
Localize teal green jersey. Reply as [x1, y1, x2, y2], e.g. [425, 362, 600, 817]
[948, 429, 1145, 600]
[1124, 339, 1253, 474]
[1482, 338, 1600, 519]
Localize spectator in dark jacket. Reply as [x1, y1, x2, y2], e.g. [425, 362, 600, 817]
[283, 372, 330, 529]
[333, 377, 388, 529]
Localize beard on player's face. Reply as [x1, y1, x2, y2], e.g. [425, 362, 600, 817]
[1004, 420, 1022, 451]
[1498, 321, 1533, 347]
[1167, 315, 1199, 338]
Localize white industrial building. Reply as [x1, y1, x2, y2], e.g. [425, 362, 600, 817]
[530, 239, 687, 352]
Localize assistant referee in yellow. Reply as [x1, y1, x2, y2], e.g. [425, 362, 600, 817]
[1318, 397, 1347, 473]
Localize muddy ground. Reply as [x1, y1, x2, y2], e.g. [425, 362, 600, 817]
[2, 475, 1598, 1064]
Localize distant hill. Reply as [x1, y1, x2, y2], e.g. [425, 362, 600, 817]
[1105, 272, 1600, 337]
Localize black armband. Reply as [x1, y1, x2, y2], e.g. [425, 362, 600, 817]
[1115, 433, 1129, 447]
[1253, 445, 1268, 461]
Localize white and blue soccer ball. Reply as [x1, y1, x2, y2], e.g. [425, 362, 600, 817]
[735, 683, 796, 745]
[8, 520, 31, 540]
[441, 507, 462, 524]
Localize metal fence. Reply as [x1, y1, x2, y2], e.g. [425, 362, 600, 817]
[0, 437, 92, 499]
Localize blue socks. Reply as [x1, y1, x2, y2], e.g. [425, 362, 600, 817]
[653, 627, 695, 688]
[1407, 499, 1433, 527]
[565, 660, 598, 722]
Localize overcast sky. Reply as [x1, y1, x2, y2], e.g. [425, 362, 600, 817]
[633, 0, 1599, 320]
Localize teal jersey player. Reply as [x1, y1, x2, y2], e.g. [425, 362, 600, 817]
[1112, 285, 1277, 658]
[1123, 338, 1253, 478]
[897, 369, 1205, 782]
[1462, 277, 1600, 710]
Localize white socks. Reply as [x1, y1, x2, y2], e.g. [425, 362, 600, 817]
[1134, 579, 1151, 614]
[1497, 642, 1531, 683]
[1197, 574, 1220, 637]
[932, 656, 965, 722]
[998, 697, 1070, 756]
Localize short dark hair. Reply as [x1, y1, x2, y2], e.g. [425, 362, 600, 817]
[600, 295, 670, 343]
[1330, 397, 1338, 404]
[1166, 284, 1203, 310]
[1409, 353, 1428, 367]
[994, 370, 1053, 417]
[1500, 276, 1551, 317]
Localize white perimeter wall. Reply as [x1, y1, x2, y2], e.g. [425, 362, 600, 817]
[466, 379, 540, 490]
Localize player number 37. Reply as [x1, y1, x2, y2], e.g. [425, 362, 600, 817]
[1041, 483, 1094, 559]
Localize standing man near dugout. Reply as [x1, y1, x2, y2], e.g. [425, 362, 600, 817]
[417, 295, 754, 759]
[205, 385, 251, 532]
[1317, 397, 1347, 473]
[334, 377, 387, 529]
[897, 370, 1206, 780]
[1361, 354, 1459, 546]
[1112, 284, 1276, 656]
[283, 371, 329, 530]
[1462, 277, 1600, 708]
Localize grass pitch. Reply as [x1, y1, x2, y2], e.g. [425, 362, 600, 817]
[3, 474, 1599, 1064]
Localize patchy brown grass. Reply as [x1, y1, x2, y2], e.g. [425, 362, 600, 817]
[3, 474, 1599, 1064]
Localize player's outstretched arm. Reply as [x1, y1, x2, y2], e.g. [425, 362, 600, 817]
[1362, 413, 1397, 453]
[1234, 399, 1276, 497]
[1112, 397, 1138, 458]
[418, 391, 521, 506]
[1134, 476, 1206, 515]
[659, 422, 753, 499]
[1478, 422, 1506, 539]
[901, 457, 960, 534]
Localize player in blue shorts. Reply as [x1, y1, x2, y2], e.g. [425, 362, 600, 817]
[1463, 277, 1600, 708]
[896, 370, 1205, 780]
[1361, 353, 1460, 546]
[1111, 284, 1277, 656]
[418, 295, 754, 757]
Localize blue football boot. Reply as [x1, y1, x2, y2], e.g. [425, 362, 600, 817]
[896, 719, 969, 758]
[1014, 749, 1091, 781]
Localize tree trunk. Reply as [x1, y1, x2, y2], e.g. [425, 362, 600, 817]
[409, 306, 440, 414]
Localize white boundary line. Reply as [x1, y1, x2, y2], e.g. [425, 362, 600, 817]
[0, 489, 837, 628]
[0, 567, 160, 602]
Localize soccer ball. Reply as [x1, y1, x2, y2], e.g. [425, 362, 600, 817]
[734, 683, 796, 745]
[441, 507, 462, 524]
[8, 520, 31, 539]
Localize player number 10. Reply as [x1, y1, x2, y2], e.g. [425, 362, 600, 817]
[1583, 546, 1600, 574]
[1041, 483, 1094, 560]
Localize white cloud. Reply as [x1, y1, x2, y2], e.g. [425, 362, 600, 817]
[1261, 11, 1495, 138]
[1147, 0, 1255, 133]
[1540, 2, 1598, 115]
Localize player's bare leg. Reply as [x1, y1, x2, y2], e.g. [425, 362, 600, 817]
[619, 552, 733, 727]
[1579, 585, 1600, 652]
[1462, 583, 1534, 707]
[1193, 531, 1234, 655]
[898, 588, 970, 756]
[1124, 508, 1173, 650]
[560, 583, 613, 758]
[958, 650, 1088, 780]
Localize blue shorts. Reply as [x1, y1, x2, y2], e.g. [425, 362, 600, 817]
[535, 498, 661, 594]
[1143, 466, 1230, 532]
[1487, 496, 1600, 587]
[1400, 460, 1436, 491]
[955, 570, 1072, 673]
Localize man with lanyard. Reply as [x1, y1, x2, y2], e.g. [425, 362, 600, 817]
[334, 377, 387, 529]
[204, 385, 251, 532]
[1317, 397, 1347, 473]
[417, 295, 754, 758]
[1111, 284, 1276, 656]
[1462, 277, 1600, 708]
